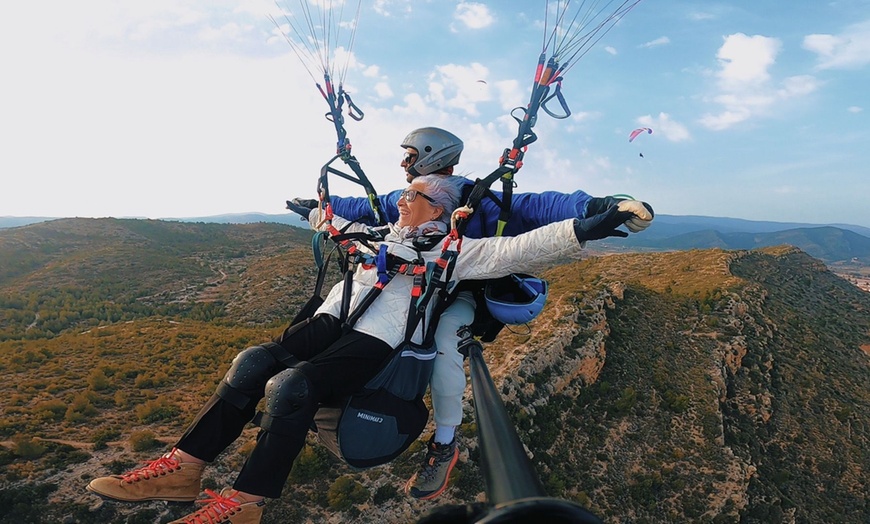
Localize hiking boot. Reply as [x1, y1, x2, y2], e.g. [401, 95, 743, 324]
[404, 437, 459, 500]
[168, 488, 265, 524]
[86, 448, 204, 502]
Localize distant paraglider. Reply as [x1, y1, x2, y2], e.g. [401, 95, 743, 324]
[628, 127, 652, 142]
[629, 127, 652, 159]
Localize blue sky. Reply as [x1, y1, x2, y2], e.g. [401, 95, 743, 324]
[2, 1, 869, 227]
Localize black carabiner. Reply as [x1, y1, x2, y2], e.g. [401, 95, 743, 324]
[344, 92, 365, 121]
[541, 79, 571, 119]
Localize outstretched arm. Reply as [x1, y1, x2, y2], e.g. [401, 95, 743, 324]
[487, 190, 593, 237]
[287, 190, 403, 226]
[476, 188, 653, 238]
[329, 191, 402, 226]
[455, 207, 632, 281]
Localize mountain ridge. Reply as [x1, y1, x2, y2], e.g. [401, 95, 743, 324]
[4, 212, 869, 236]
[616, 225, 870, 263]
[5, 213, 870, 265]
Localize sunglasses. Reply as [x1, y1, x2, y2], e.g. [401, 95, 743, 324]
[402, 152, 418, 165]
[400, 188, 437, 204]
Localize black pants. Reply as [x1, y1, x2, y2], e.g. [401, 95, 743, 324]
[175, 313, 393, 498]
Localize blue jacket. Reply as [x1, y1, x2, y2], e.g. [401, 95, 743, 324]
[328, 177, 594, 238]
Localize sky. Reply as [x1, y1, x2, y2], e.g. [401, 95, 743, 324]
[2, 0, 869, 227]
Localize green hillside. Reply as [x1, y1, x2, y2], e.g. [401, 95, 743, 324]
[628, 226, 870, 263]
[0, 219, 318, 340]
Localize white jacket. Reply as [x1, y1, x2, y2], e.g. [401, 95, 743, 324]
[311, 215, 583, 348]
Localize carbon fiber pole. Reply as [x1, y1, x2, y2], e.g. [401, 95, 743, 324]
[461, 331, 604, 524]
[465, 340, 545, 503]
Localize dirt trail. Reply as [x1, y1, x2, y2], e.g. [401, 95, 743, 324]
[0, 436, 175, 451]
[0, 437, 91, 450]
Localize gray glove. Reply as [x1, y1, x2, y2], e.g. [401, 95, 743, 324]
[586, 196, 654, 233]
[285, 198, 319, 221]
[617, 199, 654, 233]
[573, 206, 632, 243]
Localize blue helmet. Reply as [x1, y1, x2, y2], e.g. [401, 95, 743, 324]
[484, 274, 549, 325]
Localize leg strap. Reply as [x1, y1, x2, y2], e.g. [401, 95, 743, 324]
[215, 382, 254, 412]
[263, 341, 301, 368]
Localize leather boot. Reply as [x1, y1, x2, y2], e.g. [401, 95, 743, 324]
[87, 449, 204, 502]
[168, 488, 265, 524]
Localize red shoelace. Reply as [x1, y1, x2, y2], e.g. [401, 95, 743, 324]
[179, 489, 242, 524]
[121, 450, 182, 483]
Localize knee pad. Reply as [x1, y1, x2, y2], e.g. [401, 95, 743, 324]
[216, 343, 298, 412]
[256, 362, 320, 437]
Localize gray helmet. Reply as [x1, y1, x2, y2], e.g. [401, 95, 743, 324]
[400, 127, 463, 177]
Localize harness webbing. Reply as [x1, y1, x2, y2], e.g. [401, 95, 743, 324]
[310, 215, 460, 347]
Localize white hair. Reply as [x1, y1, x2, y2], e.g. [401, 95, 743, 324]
[414, 175, 462, 224]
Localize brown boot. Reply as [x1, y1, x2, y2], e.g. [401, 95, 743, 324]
[87, 448, 204, 502]
[168, 488, 265, 524]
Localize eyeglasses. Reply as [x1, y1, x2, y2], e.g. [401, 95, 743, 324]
[402, 152, 418, 165]
[400, 188, 437, 204]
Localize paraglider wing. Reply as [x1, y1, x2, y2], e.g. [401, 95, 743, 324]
[628, 127, 652, 142]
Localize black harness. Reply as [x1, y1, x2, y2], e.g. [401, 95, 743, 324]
[302, 222, 460, 351]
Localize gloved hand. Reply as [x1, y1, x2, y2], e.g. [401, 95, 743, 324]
[285, 198, 319, 221]
[617, 199, 654, 233]
[573, 205, 632, 243]
[586, 196, 654, 233]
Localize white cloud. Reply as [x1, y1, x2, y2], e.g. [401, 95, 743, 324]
[127, 6, 206, 41]
[0, 1, 210, 49]
[713, 92, 776, 110]
[570, 111, 598, 124]
[698, 108, 751, 131]
[0, 50, 343, 218]
[699, 33, 820, 131]
[716, 33, 780, 88]
[803, 19, 870, 70]
[494, 79, 524, 112]
[688, 12, 715, 22]
[374, 82, 394, 99]
[372, 0, 412, 17]
[233, 0, 278, 17]
[777, 75, 822, 98]
[395, 93, 428, 115]
[636, 113, 690, 142]
[453, 2, 494, 31]
[847, 106, 863, 113]
[425, 62, 491, 116]
[429, 82, 446, 105]
[641, 36, 670, 48]
[604, 46, 617, 55]
[198, 22, 249, 42]
[332, 47, 362, 72]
